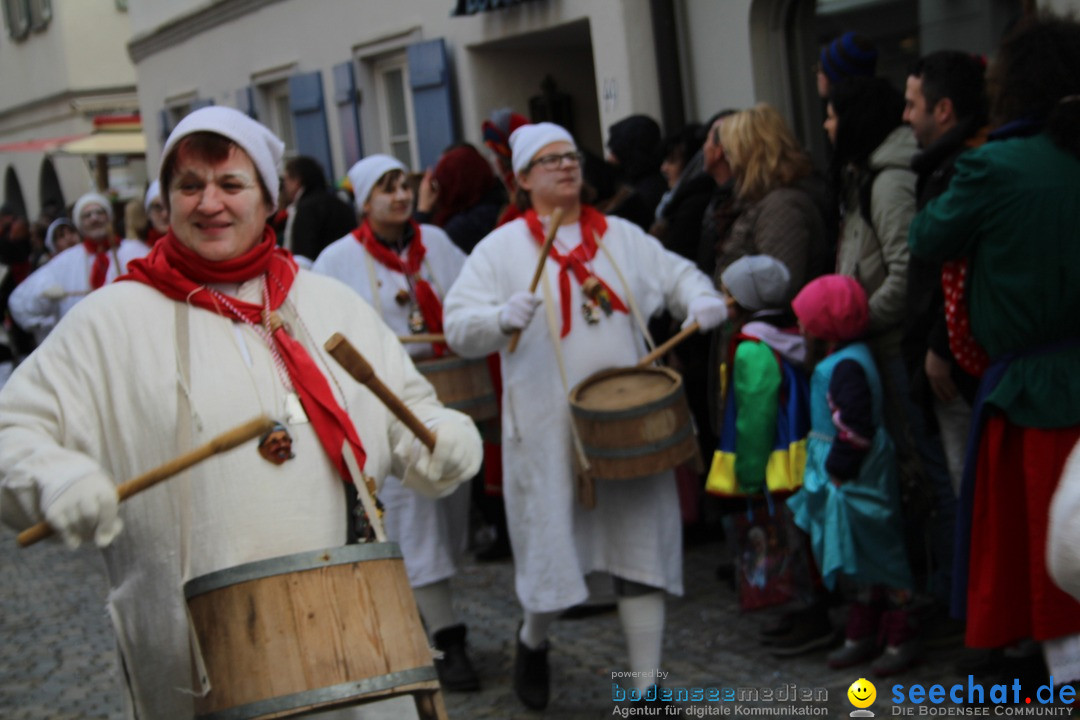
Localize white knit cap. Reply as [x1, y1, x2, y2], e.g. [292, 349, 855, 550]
[510, 122, 576, 175]
[160, 106, 285, 208]
[347, 154, 407, 214]
[44, 217, 77, 255]
[720, 255, 792, 311]
[143, 180, 161, 212]
[72, 192, 113, 232]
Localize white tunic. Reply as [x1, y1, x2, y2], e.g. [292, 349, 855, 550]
[443, 214, 717, 612]
[8, 239, 150, 344]
[313, 226, 469, 588]
[0, 270, 477, 719]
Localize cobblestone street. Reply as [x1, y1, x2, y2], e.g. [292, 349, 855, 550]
[2, 521, 1068, 719]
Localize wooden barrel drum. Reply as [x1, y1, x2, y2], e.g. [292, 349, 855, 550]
[185, 543, 443, 719]
[416, 355, 497, 422]
[569, 366, 700, 481]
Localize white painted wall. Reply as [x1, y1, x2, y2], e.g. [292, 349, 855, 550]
[131, 0, 664, 176]
[0, 0, 136, 216]
[677, 0, 757, 123]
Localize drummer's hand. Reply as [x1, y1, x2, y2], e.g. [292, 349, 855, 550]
[403, 421, 483, 498]
[417, 169, 438, 214]
[683, 294, 728, 331]
[41, 473, 122, 549]
[43, 284, 66, 301]
[498, 291, 542, 333]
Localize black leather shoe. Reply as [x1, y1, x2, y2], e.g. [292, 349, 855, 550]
[513, 630, 550, 710]
[433, 624, 480, 692]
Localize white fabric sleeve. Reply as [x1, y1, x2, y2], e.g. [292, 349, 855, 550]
[443, 243, 511, 358]
[0, 322, 118, 534]
[1048, 441, 1080, 602]
[626, 222, 719, 321]
[367, 315, 482, 497]
[8, 263, 62, 336]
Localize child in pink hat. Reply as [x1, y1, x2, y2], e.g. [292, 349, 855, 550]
[787, 274, 918, 676]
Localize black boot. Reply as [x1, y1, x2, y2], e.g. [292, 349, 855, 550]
[432, 624, 480, 692]
[513, 628, 550, 710]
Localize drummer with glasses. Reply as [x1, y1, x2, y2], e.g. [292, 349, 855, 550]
[0, 107, 481, 720]
[443, 122, 728, 711]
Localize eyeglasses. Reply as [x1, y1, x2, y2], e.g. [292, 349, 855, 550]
[528, 151, 583, 171]
[79, 207, 109, 220]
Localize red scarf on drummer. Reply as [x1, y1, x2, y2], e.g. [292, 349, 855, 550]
[121, 228, 367, 484]
[352, 219, 447, 357]
[82, 237, 119, 289]
[524, 206, 627, 337]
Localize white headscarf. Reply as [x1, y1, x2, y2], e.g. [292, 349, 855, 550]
[72, 193, 113, 234]
[160, 106, 285, 207]
[509, 122, 576, 175]
[346, 154, 407, 214]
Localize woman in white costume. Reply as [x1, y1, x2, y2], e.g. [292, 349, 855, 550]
[443, 122, 728, 710]
[0, 107, 481, 720]
[10, 191, 150, 344]
[312, 155, 478, 692]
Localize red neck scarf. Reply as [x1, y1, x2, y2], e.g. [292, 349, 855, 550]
[524, 206, 627, 337]
[122, 228, 367, 484]
[82, 236, 119, 290]
[353, 219, 447, 356]
[146, 227, 167, 246]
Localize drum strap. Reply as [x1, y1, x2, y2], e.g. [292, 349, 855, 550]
[596, 234, 656, 354]
[362, 252, 383, 318]
[174, 302, 213, 698]
[538, 265, 592, 475]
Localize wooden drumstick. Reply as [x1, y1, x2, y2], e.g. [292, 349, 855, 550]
[398, 333, 446, 345]
[17, 415, 277, 548]
[324, 333, 437, 452]
[508, 206, 563, 354]
[636, 321, 701, 368]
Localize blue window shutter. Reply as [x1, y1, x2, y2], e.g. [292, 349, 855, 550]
[289, 71, 334, 183]
[408, 38, 458, 170]
[333, 61, 363, 169]
[236, 86, 256, 118]
[158, 108, 173, 143]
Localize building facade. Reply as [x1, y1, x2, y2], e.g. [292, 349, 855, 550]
[0, 0, 139, 220]
[5, 0, 1080, 221]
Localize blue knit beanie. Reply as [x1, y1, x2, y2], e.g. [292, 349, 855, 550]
[820, 32, 878, 85]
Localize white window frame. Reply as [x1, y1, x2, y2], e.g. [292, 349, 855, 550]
[373, 53, 419, 169]
[257, 79, 297, 157]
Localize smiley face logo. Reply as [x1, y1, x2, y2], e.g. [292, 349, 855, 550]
[847, 677, 876, 708]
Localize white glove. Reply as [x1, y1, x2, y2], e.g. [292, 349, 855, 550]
[40, 473, 122, 549]
[42, 285, 67, 301]
[498, 291, 542, 333]
[683, 294, 728, 332]
[402, 421, 483, 498]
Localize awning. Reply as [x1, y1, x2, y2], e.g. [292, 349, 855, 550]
[58, 131, 146, 156]
[0, 133, 88, 153]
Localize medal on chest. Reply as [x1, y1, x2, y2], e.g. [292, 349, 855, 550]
[581, 276, 613, 325]
[393, 284, 427, 333]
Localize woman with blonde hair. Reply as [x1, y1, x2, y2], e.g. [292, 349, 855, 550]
[711, 103, 832, 296]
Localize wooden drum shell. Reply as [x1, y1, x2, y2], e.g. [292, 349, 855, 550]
[415, 355, 497, 422]
[185, 543, 436, 719]
[569, 366, 699, 481]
